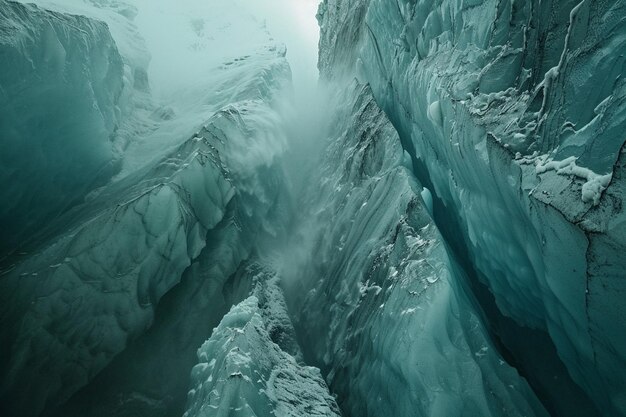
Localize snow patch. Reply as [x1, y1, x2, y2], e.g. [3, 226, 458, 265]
[536, 156, 613, 205]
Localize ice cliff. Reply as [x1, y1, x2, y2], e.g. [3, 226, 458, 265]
[0, 1, 294, 416]
[0, 0, 124, 255]
[282, 81, 549, 417]
[0, 0, 625, 416]
[316, 0, 626, 415]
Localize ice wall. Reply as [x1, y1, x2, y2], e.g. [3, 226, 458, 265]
[2, 0, 624, 416]
[281, 81, 549, 417]
[317, 0, 626, 415]
[0, 0, 124, 255]
[0, 3, 295, 415]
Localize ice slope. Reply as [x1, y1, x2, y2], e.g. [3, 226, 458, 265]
[317, 0, 626, 414]
[0, 6, 293, 415]
[282, 81, 549, 417]
[0, 90, 289, 416]
[184, 265, 341, 417]
[0, 0, 124, 255]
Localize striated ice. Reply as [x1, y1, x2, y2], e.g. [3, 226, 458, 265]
[1, 0, 625, 416]
[317, 0, 626, 414]
[281, 82, 549, 417]
[0, 2, 293, 415]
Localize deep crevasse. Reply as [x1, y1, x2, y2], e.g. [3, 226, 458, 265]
[281, 81, 550, 417]
[0, 0, 625, 417]
[315, 0, 626, 415]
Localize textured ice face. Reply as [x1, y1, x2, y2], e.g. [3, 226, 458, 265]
[2, 0, 625, 416]
[184, 265, 341, 417]
[280, 81, 549, 417]
[317, 0, 626, 414]
[0, 1, 124, 254]
[0, 81, 291, 416]
[0, 2, 294, 415]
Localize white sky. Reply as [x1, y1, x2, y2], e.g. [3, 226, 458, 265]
[133, 0, 322, 99]
[251, 0, 322, 93]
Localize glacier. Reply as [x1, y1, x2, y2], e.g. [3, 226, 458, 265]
[1, 0, 625, 416]
[281, 81, 549, 417]
[316, 0, 626, 414]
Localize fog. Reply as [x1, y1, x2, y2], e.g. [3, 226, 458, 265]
[241, 0, 322, 95]
[132, 0, 322, 101]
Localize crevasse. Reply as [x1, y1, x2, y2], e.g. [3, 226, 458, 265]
[0, 0, 624, 417]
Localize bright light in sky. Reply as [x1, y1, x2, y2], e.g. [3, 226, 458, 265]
[239, 0, 322, 94]
[131, 0, 322, 100]
[284, 0, 322, 91]
[15, 0, 323, 99]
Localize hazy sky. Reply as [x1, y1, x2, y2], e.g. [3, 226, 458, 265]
[133, 0, 322, 100]
[15, 0, 323, 97]
[250, 0, 322, 93]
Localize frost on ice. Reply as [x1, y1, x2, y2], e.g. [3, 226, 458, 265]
[1, 0, 625, 416]
[535, 155, 613, 205]
[184, 267, 341, 417]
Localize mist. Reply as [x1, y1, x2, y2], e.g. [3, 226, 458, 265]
[132, 0, 322, 102]
[2, 1, 624, 416]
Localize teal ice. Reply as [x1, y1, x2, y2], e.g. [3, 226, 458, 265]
[1, 0, 625, 416]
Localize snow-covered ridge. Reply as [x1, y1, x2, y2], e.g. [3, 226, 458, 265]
[317, 0, 626, 414]
[184, 265, 342, 417]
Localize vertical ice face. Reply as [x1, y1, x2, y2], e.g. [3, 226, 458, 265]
[0, 0, 124, 255]
[0, 79, 291, 415]
[317, 0, 626, 415]
[281, 82, 549, 417]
